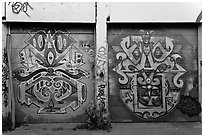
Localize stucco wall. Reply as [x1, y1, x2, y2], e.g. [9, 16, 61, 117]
[109, 2, 201, 22]
[4, 2, 201, 22]
[5, 2, 95, 22]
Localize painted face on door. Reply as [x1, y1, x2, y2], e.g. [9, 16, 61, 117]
[113, 30, 186, 119]
[13, 29, 90, 114]
[140, 30, 153, 56]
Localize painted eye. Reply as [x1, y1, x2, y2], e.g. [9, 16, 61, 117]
[157, 64, 167, 72]
[57, 36, 63, 50]
[154, 47, 163, 59]
[77, 59, 81, 63]
[82, 85, 86, 101]
[38, 35, 42, 48]
[63, 38, 66, 47]
[132, 47, 141, 60]
[33, 38, 36, 47]
[47, 52, 54, 65]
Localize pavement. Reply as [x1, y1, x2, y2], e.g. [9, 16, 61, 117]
[3, 122, 202, 135]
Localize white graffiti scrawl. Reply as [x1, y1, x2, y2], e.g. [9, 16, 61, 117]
[113, 30, 186, 119]
[96, 46, 108, 112]
[13, 29, 89, 114]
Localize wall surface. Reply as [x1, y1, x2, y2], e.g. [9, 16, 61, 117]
[2, 23, 10, 117]
[2, 2, 202, 125]
[4, 2, 201, 22]
[95, 2, 109, 117]
[6, 2, 95, 22]
[109, 2, 202, 22]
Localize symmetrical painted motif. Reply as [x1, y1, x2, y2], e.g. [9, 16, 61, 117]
[112, 30, 186, 119]
[12, 29, 90, 114]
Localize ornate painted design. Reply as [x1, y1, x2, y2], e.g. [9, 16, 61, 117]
[112, 30, 186, 119]
[13, 29, 90, 114]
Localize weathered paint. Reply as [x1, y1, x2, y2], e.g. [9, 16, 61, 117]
[6, 2, 95, 22]
[108, 23, 200, 122]
[2, 23, 15, 128]
[10, 23, 95, 123]
[95, 3, 109, 115]
[2, 3, 202, 125]
[2, 23, 9, 116]
[4, 2, 202, 23]
[198, 23, 202, 120]
[2, 2, 6, 18]
[109, 2, 202, 22]
[2, 37, 10, 116]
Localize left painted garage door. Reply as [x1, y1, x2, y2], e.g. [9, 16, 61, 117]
[10, 23, 95, 123]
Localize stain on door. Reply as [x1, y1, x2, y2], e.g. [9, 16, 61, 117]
[10, 23, 95, 123]
[108, 23, 200, 122]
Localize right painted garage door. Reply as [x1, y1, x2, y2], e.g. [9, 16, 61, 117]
[108, 23, 200, 122]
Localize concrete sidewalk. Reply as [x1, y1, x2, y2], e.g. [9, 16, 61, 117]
[3, 122, 202, 135]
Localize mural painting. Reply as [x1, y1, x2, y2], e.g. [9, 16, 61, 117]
[108, 25, 199, 121]
[11, 26, 95, 122]
[113, 30, 186, 119]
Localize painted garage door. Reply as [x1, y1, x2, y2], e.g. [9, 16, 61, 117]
[10, 23, 95, 123]
[108, 23, 200, 122]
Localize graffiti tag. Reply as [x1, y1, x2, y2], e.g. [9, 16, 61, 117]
[96, 47, 107, 67]
[8, 2, 33, 17]
[96, 46, 108, 112]
[96, 82, 107, 108]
